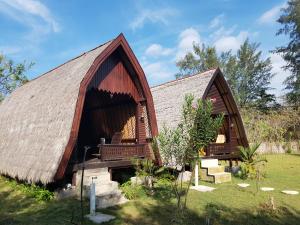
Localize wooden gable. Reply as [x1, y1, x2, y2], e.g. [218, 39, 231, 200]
[206, 83, 228, 114]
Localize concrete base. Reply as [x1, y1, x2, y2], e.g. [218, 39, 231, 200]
[76, 167, 128, 208]
[177, 171, 192, 183]
[201, 159, 218, 167]
[86, 213, 115, 223]
[97, 190, 128, 209]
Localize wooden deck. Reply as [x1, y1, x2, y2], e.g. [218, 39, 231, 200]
[100, 144, 146, 161]
[205, 143, 240, 160]
[73, 143, 147, 171]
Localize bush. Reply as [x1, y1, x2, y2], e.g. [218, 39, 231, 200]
[3, 177, 54, 201]
[241, 107, 300, 143]
[238, 143, 267, 180]
[120, 181, 146, 200]
[238, 163, 255, 179]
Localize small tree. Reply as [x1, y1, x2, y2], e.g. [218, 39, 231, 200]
[0, 54, 32, 102]
[157, 94, 223, 220]
[238, 143, 267, 181]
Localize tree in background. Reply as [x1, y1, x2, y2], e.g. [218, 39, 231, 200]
[274, 0, 300, 106]
[176, 40, 275, 109]
[0, 54, 31, 102]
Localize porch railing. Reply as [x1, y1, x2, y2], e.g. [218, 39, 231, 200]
[206, 143, 239, 159]
[99, 144, 146, 161]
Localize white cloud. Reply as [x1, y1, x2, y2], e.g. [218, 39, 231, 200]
[214, 31, 248, 52]
[176, 28, 201, 60]
[145, 44, 173, 57]
[269, 53, 290, 96]
[258, 3, 286, 24]
[0, 45, 21, 55]
[129, 8, 177, 30]
[211, 25, 237, 39]
[143, 61, 174, 84]
[0, 0, 60, 34]
[209, 14, 225, 29]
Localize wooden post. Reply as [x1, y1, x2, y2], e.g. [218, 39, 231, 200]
[228, 115, 232, 154]
[228, 115, 232, 141]
[135, 103, 140, 144]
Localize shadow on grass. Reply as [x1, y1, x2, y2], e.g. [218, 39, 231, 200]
[290, 153, 300, 157]
[203, 202, 300, 225]
[0, 188, 93, 225]
[101, 190, 300, 225]
[1, 185, 300, 225]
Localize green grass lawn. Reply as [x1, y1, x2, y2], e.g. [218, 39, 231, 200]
[1, 154, 300, 225]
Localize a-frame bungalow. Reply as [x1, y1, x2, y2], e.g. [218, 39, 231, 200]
[0, 34, 160, 186]
[151, 68, 249, 161]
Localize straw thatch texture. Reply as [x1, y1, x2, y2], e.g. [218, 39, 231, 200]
[150, 69, 216, 131]
[0, 41, 111, 184]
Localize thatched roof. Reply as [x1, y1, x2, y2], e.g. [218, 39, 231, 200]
[0, 40, 112, 184]
[151, 68, 249, 147]
[151, 69, 216, 130]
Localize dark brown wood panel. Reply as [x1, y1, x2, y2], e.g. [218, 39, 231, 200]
[206, 83, 228, 114]
[88, 50, 141, 102]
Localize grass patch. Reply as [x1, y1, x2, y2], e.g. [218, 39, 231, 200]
[3, 177, 54, 201]
[0, 154, 300, 225]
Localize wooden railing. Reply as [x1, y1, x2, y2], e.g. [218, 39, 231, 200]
[206, 143, 239, 159]
[99, 144, 146, 161]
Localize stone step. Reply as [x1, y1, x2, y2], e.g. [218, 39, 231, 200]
[76, 169, 111, 186]
[207, 166, 225, 174]
[95, 181, 119, 196]
[201, 159, 219, 168]
[78, 168, 110, 177]
[96, 190, 128, 208]
[211, 172, 231, 184]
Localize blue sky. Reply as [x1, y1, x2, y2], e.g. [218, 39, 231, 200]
[0, 0, 290, 96]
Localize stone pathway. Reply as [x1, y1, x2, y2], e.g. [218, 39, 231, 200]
[191, 185, 216, 192]
[281, 190, 299, 195]
[235, 183, 299, 195]
[237, 183, 250, 188]
[260, 187, 274, 191]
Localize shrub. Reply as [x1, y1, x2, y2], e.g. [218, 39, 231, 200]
[120, 181, 146, 200]
[241, 107, 300, 143]
[238, 143, 267, 180]
[3, 176, 54, 201]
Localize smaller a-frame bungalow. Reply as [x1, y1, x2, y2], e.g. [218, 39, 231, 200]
[151, 68, 248, 160]
[0, 34, 160, 185]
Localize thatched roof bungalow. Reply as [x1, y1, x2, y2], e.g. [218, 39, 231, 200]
[151, 68, 248, 160]
[0, 34, 160, 184]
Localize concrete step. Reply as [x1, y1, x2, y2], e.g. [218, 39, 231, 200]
[207, 166, 225, 174]
[211, 172, 231, 184]
[96, 190, 128, 208]
[201, 159, 219, 168]
[76, 168, 111, 186]
[95, 181, 119, 196]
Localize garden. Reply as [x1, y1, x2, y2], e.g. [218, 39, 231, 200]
[0, 154, 299, 225]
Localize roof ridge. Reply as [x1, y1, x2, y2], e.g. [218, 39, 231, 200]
[151, 68, 217, 89]
[23, 39, 114, 86]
